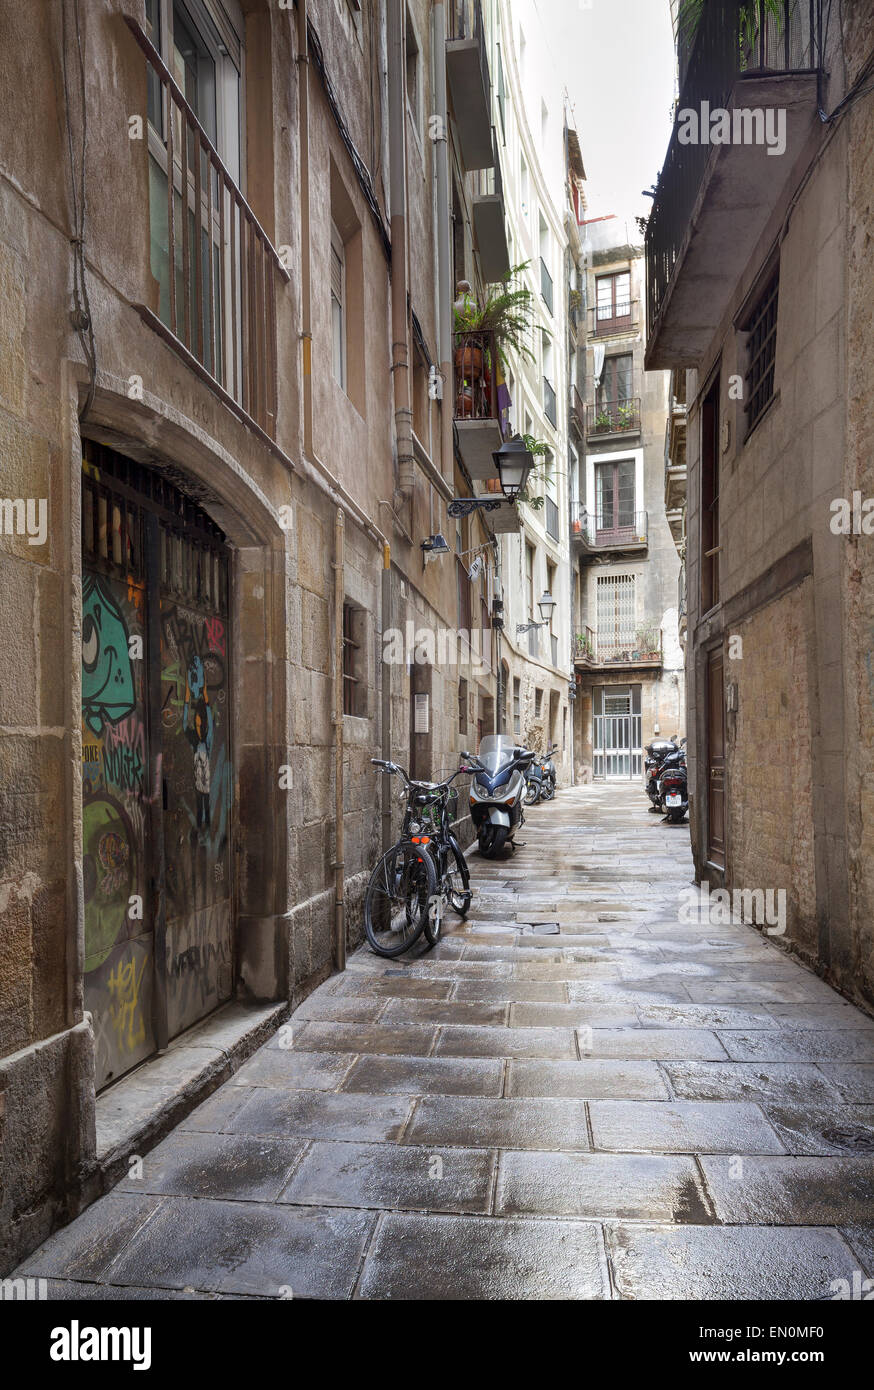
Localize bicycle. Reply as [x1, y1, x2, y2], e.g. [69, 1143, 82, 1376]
[364, 759, 472, 955]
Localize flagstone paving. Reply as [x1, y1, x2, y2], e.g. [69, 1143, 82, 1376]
[16, 783, 874, 1299]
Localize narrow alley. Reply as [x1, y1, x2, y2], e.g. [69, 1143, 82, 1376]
[16, 786, 874, 1301]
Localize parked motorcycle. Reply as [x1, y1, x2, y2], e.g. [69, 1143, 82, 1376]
[465, 734, 536, 857]
[657, 738, 688, 823]
[539, 743, 558, 801]
[644, 738, 678, 813]
[523, 757, 543, 806]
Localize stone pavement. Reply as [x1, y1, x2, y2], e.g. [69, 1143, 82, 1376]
[17, 784, 874, 1299]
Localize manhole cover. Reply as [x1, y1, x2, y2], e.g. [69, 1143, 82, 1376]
[821, 1126, 874, 1152]
[518, 922, 560, 935]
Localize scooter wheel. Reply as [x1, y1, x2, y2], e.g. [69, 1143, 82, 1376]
[478, 825, 509, 858]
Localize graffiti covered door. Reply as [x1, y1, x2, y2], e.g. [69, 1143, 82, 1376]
[82, 445, 234, 1088]
[82, 474, 156, 1089]
[160, 577, 233, 1039]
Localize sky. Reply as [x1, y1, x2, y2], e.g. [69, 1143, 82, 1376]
[533, 0, 678, 224]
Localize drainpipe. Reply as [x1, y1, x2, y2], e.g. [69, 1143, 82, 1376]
[333, 508, 346, 971]
[297, 0, 314, 454]
[381, 543, 393, 852]
[387, 0, 414, 495]
[432, 0, 453, 481]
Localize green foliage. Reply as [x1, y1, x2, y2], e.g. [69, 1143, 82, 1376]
[677, 0, 790, 63]
[453, 263, 536, 366]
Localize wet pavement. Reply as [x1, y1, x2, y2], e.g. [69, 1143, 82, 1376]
[17, 784, 874, 1299]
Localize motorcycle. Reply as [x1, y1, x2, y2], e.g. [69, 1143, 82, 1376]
[658, 738, 688, 822]
[523, 758, 543, 805]
[644, 738, 678, 813]
[465, 734, 536, 858]
[539, 743, 558, 801]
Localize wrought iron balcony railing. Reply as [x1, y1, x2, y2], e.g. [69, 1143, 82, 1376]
[587, 397, 641, 436]
[574, 626, 663, 667]
[127, 17, 289, 443]
[589, 299, 638, 337]
[570, 384, 585, 440]
[543, 376, 557, 428]
[454, 327, 504, 429]
[572, 508, 648, 550]
[540, 257, 554, 315]
[646, 0, 820, 343]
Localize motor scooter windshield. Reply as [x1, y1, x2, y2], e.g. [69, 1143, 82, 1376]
[476, 734, 519, 776]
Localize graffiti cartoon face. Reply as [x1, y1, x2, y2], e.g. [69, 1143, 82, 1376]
[187, 654, 205, 701]
[82, 575, 136, 735]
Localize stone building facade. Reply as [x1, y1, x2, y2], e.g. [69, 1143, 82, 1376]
[0, 0, 557, 1271]
[571, 218, 684, 782]
[646, 0, 874, 1010]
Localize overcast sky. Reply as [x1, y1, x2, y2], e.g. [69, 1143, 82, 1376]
[533, 0, 677, 224]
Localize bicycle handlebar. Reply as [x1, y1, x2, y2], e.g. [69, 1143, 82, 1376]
[370, 757, 474, 793]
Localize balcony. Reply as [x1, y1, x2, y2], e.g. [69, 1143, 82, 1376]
[586, 397, 641, 439]
[447, 0, 494, 172]
[127, 17, 289, 443]
[574, 626, 663, 671]
[645, 0, 821, 369]
[540, 258, 554, 315]
[664, 392, 688, 543]
[472, 477, 523, 534]
[589, 299, 639, 338]
[544, 494, 560, 541]
[569, 384, 586, 442]
[473, 128, 510, 283]
[453, 328, 506, 479]
[543, 377, 557, 428]
[572, 508, 648, 553]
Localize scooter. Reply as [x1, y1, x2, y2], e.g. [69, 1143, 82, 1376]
[465, 735, 536, 858]
[658, 739, 688, 822]
[644, 738, 679, 812]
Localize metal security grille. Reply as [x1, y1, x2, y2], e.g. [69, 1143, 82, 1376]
[596, 574, 636, 644]
[744, 268, 779, 432]
[593, 684, 642, 779]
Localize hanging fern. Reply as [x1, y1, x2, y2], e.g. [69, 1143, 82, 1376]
[677, 0, 791, 64]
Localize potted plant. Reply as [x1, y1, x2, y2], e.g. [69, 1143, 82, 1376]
[575, 632, 594, 660]
[454, 263, 536, 375]
[636, 625, 661, 659]
[595, 408, 614, 432]
[617, 401, 636, 430]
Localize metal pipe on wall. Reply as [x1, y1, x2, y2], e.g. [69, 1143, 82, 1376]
[381, 544, 393, 853]
[431, 0, 454, 483]
[333, 508, 346, 971]
[387, 0, 415, 495]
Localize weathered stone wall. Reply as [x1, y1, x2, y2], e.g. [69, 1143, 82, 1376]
[726, 582, 818, 958]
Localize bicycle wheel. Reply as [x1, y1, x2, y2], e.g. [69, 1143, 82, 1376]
[444, 840, 471, 918]
[364, 841, 438, 957]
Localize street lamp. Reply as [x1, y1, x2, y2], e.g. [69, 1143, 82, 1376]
[493, 436, 534, 501]
[447, 436, 535, 518]
[517, 591, 557, 636]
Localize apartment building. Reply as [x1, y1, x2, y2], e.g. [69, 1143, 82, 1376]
[646, 0, 874, 1010]
[0, 0, 563, 1271]
[570, 218, 684, 781]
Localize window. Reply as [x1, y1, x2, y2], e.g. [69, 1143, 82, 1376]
[597, 574, 636, 652]
[701, 374, 720, 612]
[146, 0, 244, 372]
[595, 271, 632, 331]
[458, 677, 468, 734]
[525, 542, 535, 619]
[535, 687, 543, 717]
[513, 678, 521, 736]
[742, 268, 779, 434]
[595, 459, 636, 533]
[598, 354, 633, 408]
[343, 601, 366, 716]
[331, 223, 346, 389]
